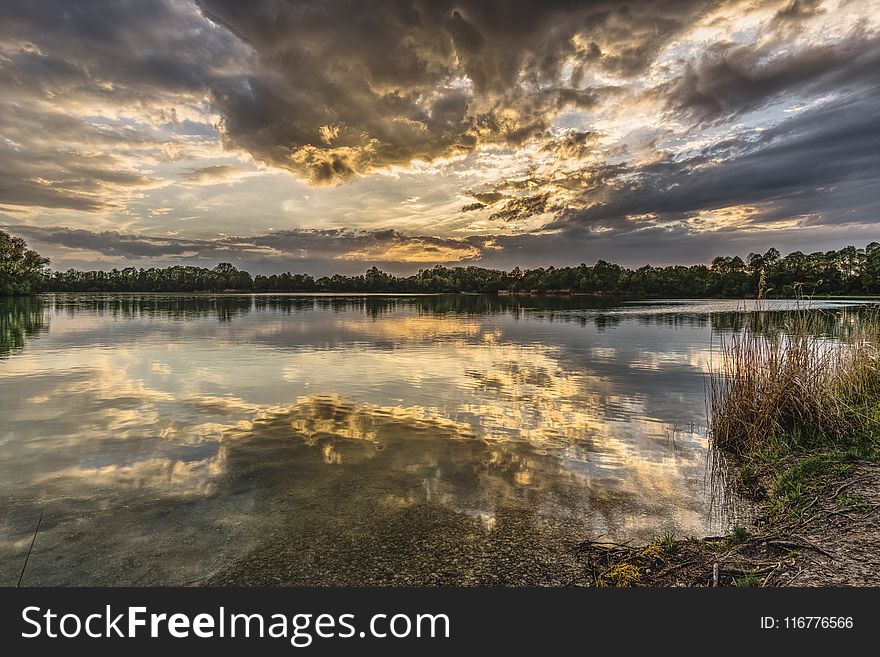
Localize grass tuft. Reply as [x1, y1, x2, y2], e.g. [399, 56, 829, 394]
[708, 300, 880, 516]
[657, 532, 677, 551]
[726, 525, 750, 545]
[734, 572, 764, 587]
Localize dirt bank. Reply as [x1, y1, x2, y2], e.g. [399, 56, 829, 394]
[577, 463, 880, 587]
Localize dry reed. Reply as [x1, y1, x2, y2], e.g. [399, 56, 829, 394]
[708, 301, 880, 461]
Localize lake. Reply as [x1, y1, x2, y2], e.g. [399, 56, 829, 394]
[0, 294, 872, 585]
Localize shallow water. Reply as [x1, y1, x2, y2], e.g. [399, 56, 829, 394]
[0, 294, 873, 585]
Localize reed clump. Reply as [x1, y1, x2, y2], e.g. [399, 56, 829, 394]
[708, 302, 880, 504]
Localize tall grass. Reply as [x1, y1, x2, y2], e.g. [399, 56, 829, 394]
[708, 301, 880, 481]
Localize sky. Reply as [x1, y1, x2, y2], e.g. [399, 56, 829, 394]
[1, 0, 879, 275]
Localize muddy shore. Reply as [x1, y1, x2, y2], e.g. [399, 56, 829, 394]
[579, 463, 880, 587]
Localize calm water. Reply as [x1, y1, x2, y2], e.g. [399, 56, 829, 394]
[0, 294, 873, 585]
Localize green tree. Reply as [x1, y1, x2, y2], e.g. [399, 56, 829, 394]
[0, 229, 50, 296]
[864, 242, 880, 294]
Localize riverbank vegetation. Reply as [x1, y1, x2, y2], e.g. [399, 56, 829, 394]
[708, 303, 880, 520]
[581, 303, 880, 587]
[4, 229, 880, 297]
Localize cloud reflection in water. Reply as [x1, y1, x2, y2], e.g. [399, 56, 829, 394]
[3, 294, 832, 584]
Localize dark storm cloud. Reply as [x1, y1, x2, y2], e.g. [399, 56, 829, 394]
[0, 0, 246, 96]
[241, 228, 480, 262]
[196, 0, 713, 182]
[466, 30, 880, 231]
[3, 226, 209, 258]
[489, 193, 553, 222]
[663, 28, 880, 124]
[541, 131, 600, 159]
[555, 89, 880, 231]
[1, 225, 480, 273]
[2, 0, 879, 274]
[0, 0, 717, 205]
[470, 192, 509, 204]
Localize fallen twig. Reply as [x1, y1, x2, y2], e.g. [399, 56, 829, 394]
[830, 474, 870, 500]
[761, 562, 782, 587]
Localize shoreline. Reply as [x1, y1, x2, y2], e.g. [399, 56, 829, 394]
[579, 461, 880, 587]
[6, 291, 880, 299]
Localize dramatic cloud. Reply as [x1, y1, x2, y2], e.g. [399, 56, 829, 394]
[489, 193, 553, 223]
[1, 0, 879, 271]
[2, 225, 482, 274]
[663, 28, 880, 124]
[0, 1, 253, 209]
[554, 90, 880, 232]
[196, 0, 711, 183]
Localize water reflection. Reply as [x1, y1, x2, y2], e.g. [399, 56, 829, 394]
[0, 297, 47, 357]
[0, 294, 875, 585]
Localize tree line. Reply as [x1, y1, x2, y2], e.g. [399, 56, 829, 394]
[3, 229, 880, 297]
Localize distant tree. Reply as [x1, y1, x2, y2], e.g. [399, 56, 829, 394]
[0, 229, 50, 296]
[864, 242, 880, 294]
[18, 242, 880, 298]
